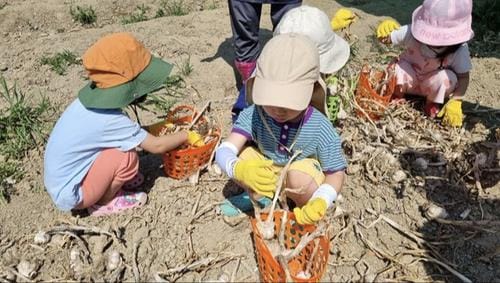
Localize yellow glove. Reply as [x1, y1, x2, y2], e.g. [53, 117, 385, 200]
[233, 159, 277, 198]
[437, 99, 463, 127]
[376, 18, 400, 38]
[187, 131, 205, 147]
[293, 198, 327, 225]
[331, 8, 356, 31]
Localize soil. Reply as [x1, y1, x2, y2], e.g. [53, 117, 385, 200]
[0, 0, 499, 282]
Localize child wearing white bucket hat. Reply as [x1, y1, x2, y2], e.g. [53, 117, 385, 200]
[231, 5, 353, 123]
[216, 34, 347, 225]
[376, 0, 474, 127]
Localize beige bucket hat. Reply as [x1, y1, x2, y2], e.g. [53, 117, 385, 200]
[246, 33, 328, 116]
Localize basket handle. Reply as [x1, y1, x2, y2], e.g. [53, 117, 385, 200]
[167, 105, 198, 122]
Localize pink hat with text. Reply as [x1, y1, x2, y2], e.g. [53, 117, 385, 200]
[411, 0, 474, 46]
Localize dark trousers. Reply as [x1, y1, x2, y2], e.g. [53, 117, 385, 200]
[228, 0, 302, 62]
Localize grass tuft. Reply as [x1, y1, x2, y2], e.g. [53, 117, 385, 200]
[176, 55, 193, 77]
[156, 0, 189, 17]
[70, 5, 97, 25]
[122, 4, 149, 24]
[40, 50, 80, 75]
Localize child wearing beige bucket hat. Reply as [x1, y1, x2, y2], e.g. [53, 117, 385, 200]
[44, 33, 202, 216]
[216, 33, 347, 225]
[376, 0, 474, 127]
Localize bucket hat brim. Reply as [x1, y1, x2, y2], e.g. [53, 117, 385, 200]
[79, 56, 173, 109]
[246, 76, 328, 117]
[320, 33, 350, 74]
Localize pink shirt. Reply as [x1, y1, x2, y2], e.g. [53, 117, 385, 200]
[391, 25, 472, 75]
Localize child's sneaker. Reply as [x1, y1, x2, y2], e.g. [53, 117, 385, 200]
[219, 192, 271, 217]
[88, 190, 147, 217]
[424, 102, 441, 118]
[122, 172, 145, 191]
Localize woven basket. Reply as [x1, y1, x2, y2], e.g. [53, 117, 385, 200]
[250, 211, 330, 283]
[148, 105, 220, 180]
[355, 65, 396, 120]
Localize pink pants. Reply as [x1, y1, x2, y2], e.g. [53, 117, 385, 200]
[78, 149, 139, 208]
[395, 60, 458, 104]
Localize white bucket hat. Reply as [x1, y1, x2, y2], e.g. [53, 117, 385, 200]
[274, 5, 350, 74]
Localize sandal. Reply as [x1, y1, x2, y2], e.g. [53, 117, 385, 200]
[219, 192, 271, 217]
[88, 190, 147, 217]
[122, 172, 145, 191]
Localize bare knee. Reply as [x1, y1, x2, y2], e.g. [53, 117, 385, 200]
[285, 170, 318, 207]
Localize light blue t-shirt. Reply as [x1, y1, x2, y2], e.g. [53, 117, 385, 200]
[44, 99, 148, 211]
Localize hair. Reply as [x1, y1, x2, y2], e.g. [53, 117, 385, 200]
[131, 94, 148, 105]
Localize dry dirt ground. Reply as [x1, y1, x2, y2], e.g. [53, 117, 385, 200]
[0, 0, 499, 282]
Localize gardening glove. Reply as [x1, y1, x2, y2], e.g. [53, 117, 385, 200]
[233, 159, 277, 198]
[187, 131, 205, 147]
[376, 18, 400, 38]
[331, 8, 356, 31]
[293, 198, 328, 225]
[437, 99, 463, 127]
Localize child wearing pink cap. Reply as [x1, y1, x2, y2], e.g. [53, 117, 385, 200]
[376, 0, 474, 127]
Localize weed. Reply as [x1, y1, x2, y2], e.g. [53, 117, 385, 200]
[470, 0, 500, 57]
[143, 75, 186, 114]
[0, 77, 56, 160]
[0, 2, 6, 10]
[205, 0, 217, 10]
[41, 50, 80, 75]
[122, 4, 149, 24]
[70, 5, 97, 25]
[176, 55, 193, 77]
[0, 161, 21, 204]
[156, 0, 188, 17]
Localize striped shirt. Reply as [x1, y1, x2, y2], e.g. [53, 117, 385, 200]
[232, 105, 347, 173]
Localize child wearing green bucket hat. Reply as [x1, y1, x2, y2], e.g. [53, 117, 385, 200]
[44, 32, 202, 216]
[216, 34, 347, 225]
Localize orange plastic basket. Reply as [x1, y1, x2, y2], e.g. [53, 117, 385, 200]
[355, 64, 396, 120]
[148, 105, 220, 180]
[250, 211, 330, 283]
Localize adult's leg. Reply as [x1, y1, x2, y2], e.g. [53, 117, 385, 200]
[270, 1, 302, 30]
[228, 0, 262, 81]
[77, 149, 139, 209]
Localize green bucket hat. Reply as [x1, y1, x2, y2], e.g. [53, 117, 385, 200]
[78, 32, 173, 109]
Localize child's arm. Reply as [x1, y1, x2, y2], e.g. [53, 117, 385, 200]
[452, 72, 470, 98]
[215, 132, 277, 198]
[140, 131, 188, 154]
[293, 170, 345, 225]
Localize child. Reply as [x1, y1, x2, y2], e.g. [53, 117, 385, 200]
[215, 34, 347, 225]
[231, 5, 353, 123]
[44, 33, 201, 216]
[376, 0, 474, 127]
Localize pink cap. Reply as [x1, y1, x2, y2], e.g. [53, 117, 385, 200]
[411, 0, 474, 46]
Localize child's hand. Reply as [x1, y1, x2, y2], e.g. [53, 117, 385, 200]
[437, 99, 463, 127]
[187, 131, 205, 147]
[376, 18, 400, 39]
[234, 159, 277, 198]
[293, 198, 327, 225]
[331, 8, 356, 31]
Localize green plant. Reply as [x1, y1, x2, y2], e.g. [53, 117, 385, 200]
[0, 2, 7, 10]
[40, 50, 80, 75]
[122, 4, 149, 24]
[176, 55, 193, 77]
[0, 161, 21, 204]
[156, 0, 188, 17]
[70, 5, 97, 25]
[0, 77, 56, 160]
[470, 0, 500, 57]
[205, 0, 217, 10]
